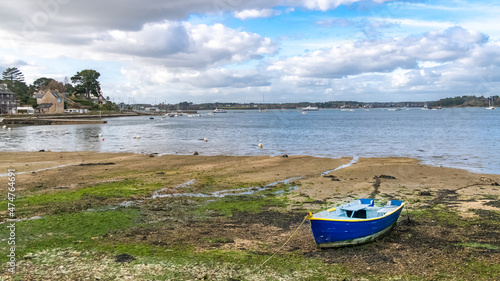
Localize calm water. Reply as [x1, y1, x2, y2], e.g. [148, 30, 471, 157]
[1, 108, 499, 174]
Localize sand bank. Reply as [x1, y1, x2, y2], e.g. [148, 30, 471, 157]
[1, 152, 499, 280]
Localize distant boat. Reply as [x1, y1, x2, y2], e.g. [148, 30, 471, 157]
[213, 108, 227, 113]
[486, 98, 496, 110]
[308, 199, 405, 248]
[421, 103, 430, 110]
[302, 106, 319, 111]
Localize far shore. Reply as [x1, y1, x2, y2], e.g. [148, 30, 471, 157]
[1, 151, 499, 280]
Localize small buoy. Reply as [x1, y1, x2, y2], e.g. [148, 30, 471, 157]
[258, 143, 263, 149]
[204, 138, 208, 142]
[134, 136, 141, 139]
[65, 131, 70, 134]
[98, 133, 103, 137]
[102, 138, 104, 141]
[2, 125, 6, 128]
[7, 127, 11, 130]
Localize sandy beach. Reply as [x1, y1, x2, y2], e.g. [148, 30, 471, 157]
[1, 152, 499, 280]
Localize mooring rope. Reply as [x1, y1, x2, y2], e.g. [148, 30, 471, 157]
[255, 215, 309, 271]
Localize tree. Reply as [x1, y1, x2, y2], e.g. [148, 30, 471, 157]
[1, 67, 30, 105]
[71, 69, 101, 99]
[2, 67, 25, 84]
[31, 77, 53, 92]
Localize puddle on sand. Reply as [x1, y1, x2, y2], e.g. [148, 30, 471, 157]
[152, 179, 196, 199]
[152, 177, 303, 199]
[39, 177, 304, 217]
[321, 156, 359, 176]
[0, 216, 43, 224]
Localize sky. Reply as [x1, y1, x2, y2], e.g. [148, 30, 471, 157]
[1, 0, 499, 104]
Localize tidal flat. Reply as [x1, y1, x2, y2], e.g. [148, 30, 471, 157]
[0, 152, 499, 280]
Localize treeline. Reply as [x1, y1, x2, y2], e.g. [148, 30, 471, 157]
[1, 67, 118, 111]
[432, 95, 498, 107]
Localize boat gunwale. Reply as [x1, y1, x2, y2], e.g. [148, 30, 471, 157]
[309, 202, 405, 223]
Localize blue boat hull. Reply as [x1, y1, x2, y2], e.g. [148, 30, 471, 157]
[309, 206, 404, 248]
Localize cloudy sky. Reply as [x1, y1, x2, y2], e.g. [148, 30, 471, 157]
[1, 0, 499, 104]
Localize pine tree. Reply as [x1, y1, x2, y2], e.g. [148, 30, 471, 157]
[2, 67, 25, 83]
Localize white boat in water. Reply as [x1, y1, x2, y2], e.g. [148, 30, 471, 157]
[213, 108, 227, 113]
[486, 98, 496, 110]
[302, 106, 319, 111]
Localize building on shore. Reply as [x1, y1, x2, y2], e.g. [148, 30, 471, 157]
[0, 84, 17, 114]
[13, 106, 35, 114]
[64, 108, 89, 114]
[35, 90, 65, 114]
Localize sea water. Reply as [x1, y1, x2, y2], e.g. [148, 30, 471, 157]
[1, 108, 498, 174]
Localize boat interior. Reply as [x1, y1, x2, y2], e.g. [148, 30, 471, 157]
[312, 199, 404, 220]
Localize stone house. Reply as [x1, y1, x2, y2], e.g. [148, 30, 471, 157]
[35, 90, 65, 114]
[0, 84, 17, 114]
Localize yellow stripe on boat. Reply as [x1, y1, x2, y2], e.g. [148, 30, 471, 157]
[308, 203, 405, 222]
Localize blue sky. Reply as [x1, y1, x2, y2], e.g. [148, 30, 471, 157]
[1, 0, 499, 104]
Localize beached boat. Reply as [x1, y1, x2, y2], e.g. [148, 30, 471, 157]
[302, 106, 319, 111]
[308, 199, 405, 248]
[213, 108, 227, 113]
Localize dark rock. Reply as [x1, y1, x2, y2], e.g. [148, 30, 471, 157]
[323, 175, 341, 181]
[193, 151, 199, 155]
[114, 253, 135, 263]
[282, 154, 288, 158]
[39, 150, 45, 152]
[492, 182, 499, 186]
[78, 162, 115, 166]
[378, 175, 396, 179]
[419, 191, 432, 196]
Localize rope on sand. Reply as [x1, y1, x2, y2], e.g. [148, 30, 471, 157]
[255, 215, 309, 271]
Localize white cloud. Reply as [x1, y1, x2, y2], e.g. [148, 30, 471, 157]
[100, 22, 277, 68]
[234, 9, 282, 20]
[294, 0, 391, 11]
[269, 27, 488, 78]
